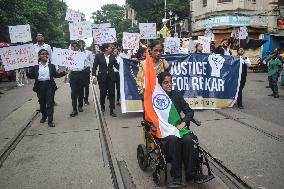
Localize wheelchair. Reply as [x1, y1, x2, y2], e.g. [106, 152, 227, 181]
[137, 119, 214, 187]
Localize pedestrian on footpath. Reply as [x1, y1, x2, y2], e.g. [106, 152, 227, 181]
[267, 53, 282, 98]
[112, 48, 121, 106]
[69, 41, 86, 117]
[237, 48, 251, 109]
[92, 43, 119, 117]
[79, 40, 93, 105]
[27, 49, 67, 127]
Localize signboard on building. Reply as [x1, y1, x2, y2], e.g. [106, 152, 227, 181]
[192, 15, 268, 32]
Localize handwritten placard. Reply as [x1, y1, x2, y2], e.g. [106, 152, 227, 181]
[139, 23, 157, 39]
[52, 48, 86, 70]
[8, 24, 32, 43]
[93, 28, 117, 44]
[91, 23, 111, 29]
[198, 36, 211, 53]
[122, 32, 140, 50]
[0, 44, 37, 71]
[165, 37, 180, 54]
[69, 21, 92, 40]
[239, 26, 248, 40]
[65, 8, 82, 22]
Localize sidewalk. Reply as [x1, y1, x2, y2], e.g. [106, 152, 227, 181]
[0, 83, 113, 189]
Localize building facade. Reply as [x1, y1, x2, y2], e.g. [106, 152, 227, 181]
[190, 0, 284, 57]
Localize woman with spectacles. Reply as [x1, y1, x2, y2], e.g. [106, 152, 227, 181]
[27, 49, 67, 127]
[136, 40, 169, 95]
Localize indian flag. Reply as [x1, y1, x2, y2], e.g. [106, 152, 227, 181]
[144, 51, 191, 138]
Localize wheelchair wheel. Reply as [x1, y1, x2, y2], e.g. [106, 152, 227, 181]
[153, 170, 162, 186]
[137, 144, 149, 171]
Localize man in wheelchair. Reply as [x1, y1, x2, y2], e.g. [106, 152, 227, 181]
[147, 72, 213, 188]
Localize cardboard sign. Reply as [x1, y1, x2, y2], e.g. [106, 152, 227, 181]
[69, 21, 92, 40]
[165, 37, 180, 54]
[8, 24, 32, 43]
[122, 32, 140, 50]
[198, 36, 211, 53]
[188, 40, 199, 53]
[93, 28, 117, 44]
[0, 44, 37, 71]
[139, 23, 157, 39]
[239, 26, 248, 40]
[91, 23, 111, 29]
[65, 8, 82, 22]
[52, 48, 86, 70]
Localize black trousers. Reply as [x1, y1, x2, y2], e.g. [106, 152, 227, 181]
[237, 80, 246, 107]
[162, 135, 196, 179]
[114, 72, 120, 101]
[69, 71, 84, 111]
[98, 75, 115, 111]
[83, 68, 90, 102]
[37, 81, 55, 124]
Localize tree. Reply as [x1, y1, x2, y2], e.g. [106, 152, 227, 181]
[0, 0, 67, 47]
[91, 4, 139, 46]
[126, 0, 190, 30]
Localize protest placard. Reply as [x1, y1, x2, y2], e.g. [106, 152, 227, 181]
[198, 36, 211, 53]
[239, 26, 248, 40]
[122, 32, 140, 50]
[0, 44, 37, 71]
[69, 21, 92, 40]
[188, 40, 199, 53]
[91, 23, 111, 29]
[52, 48, 87, 70]
[65, 8, 82, 22]
[93, 28, 117, 44]
[165, 37, 180, 54]
[8, 24, 32, 43]
[139, 23, 157, 39]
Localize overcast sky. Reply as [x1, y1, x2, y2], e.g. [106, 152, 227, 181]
[64, 0, 126, 21]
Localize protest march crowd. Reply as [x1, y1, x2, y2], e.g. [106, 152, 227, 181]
[0, 7, 283, 189]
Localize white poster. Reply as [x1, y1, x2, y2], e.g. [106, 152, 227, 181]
[65, 8, 82, 22]
[69, 21, 92, 40]
[239, 26, 248, 40]
[8, 24, 32, 43]
[52, 48, 86, 70]
[139, 23, 157, 39]
[0, 44, 37, 71]
[165, 37, 180, 54]
[204, 28, 214, 41]
[91, 23, 111, 29]
[122, 32, 140, 50]
[198, 36, 211, 53]
[93, 28, 117, 44]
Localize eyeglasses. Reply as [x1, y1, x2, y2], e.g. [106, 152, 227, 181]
[153, 49, 163, 53]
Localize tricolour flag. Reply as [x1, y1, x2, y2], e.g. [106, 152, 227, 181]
[144, 51, 191, 138]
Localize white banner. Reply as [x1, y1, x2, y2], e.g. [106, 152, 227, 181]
[93, 28, 117, 44]
[122, 32, 140, 50]
[198, 36, 211, 53]
[52, 48, 86, 70]
[91, 23, 111, 29]
[165, 37, 180, 54]
[65, 8, 82, 22]
[69, 21, 92, 40]
[0, 44, 37, 71]
[139, 23, 157, 39]
[8, 24, 32, 43]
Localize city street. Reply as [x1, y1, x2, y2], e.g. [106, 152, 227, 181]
[0, 72, 283, 188]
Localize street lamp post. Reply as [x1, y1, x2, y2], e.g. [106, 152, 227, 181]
[174, 14, 179, 36]
[169, 10, 173, 29]
[179, 21, 184, 38]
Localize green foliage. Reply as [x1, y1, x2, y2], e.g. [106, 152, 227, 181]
[0, 0, 67, 47]
[126, 0, 190, 30]
[91, 4, 139, 46]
